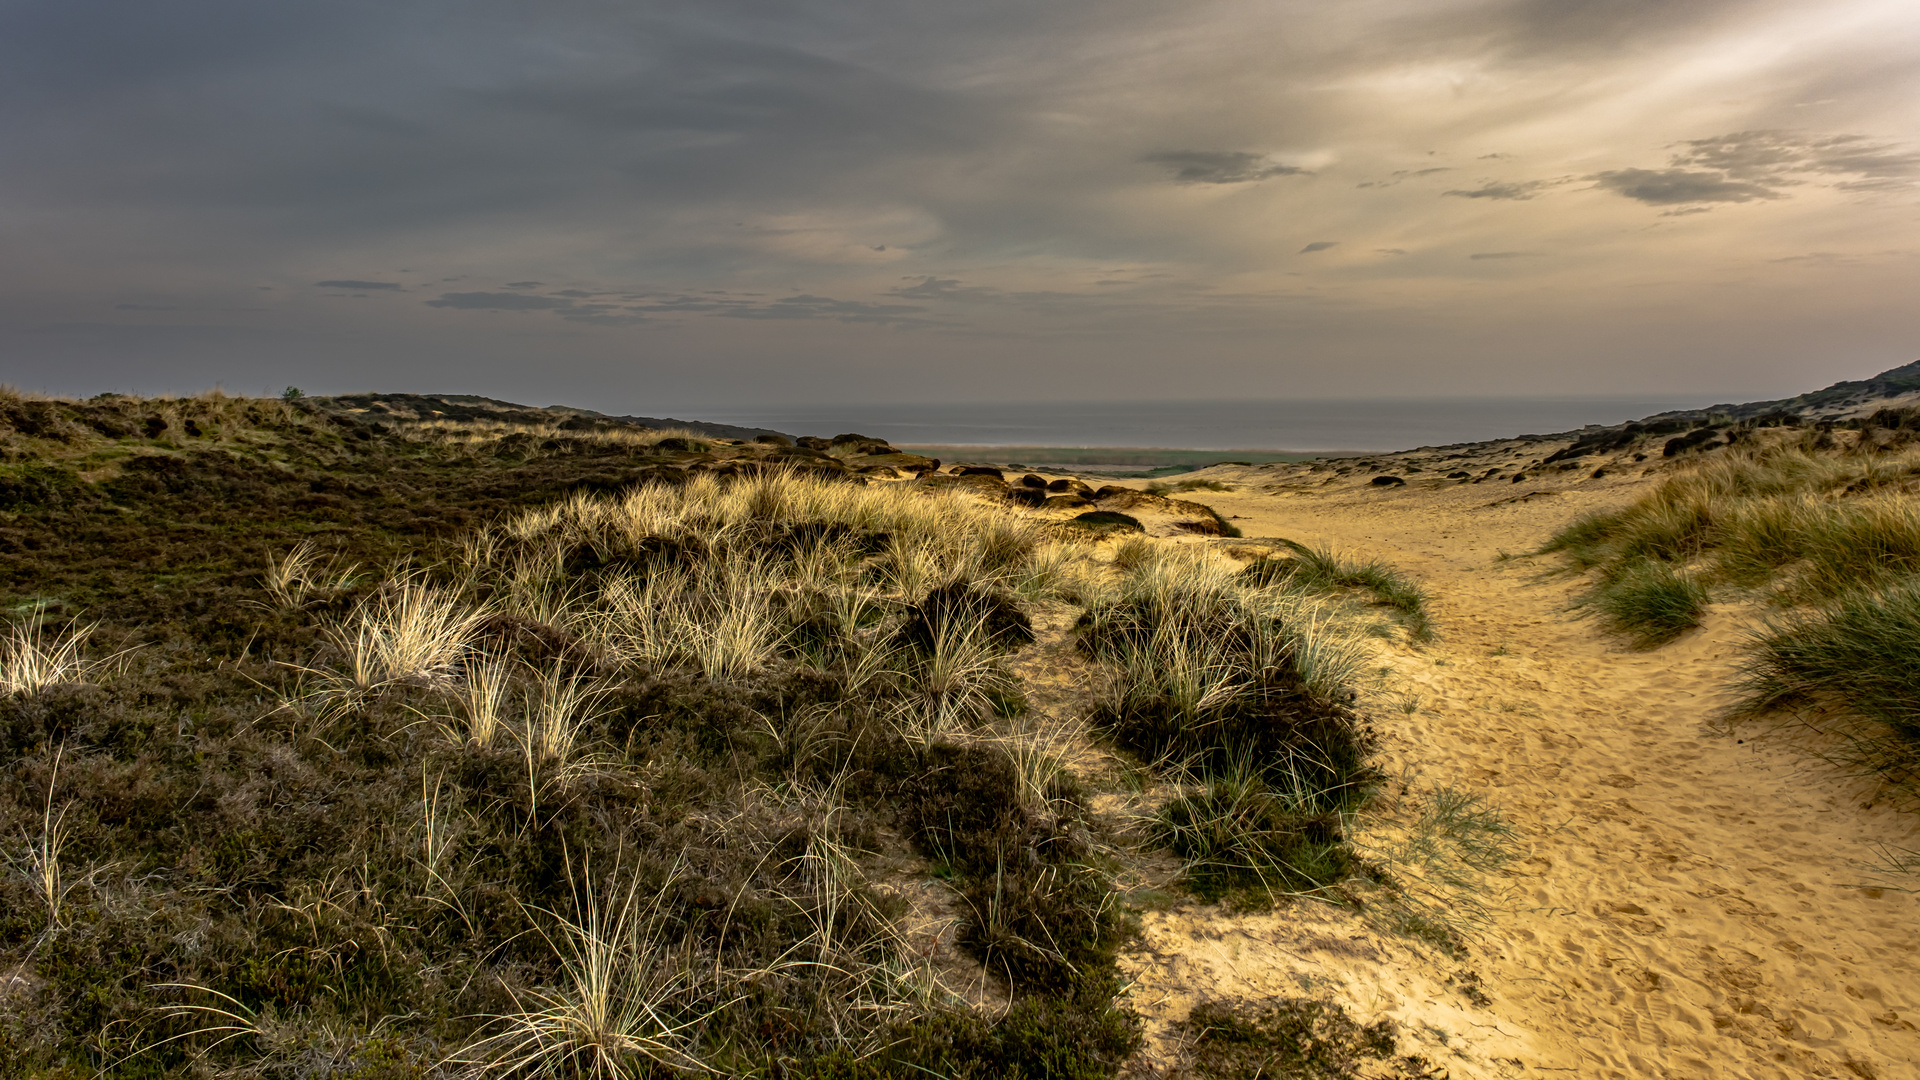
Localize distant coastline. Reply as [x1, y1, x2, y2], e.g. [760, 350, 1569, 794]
[690, 395, 1716, 456]
[899, 445, 1319, 473]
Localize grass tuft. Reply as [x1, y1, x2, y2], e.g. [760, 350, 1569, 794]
[1, 608, 123, 695]
[1544, 439, 1920, 790]
[453, 861, 715, 1078]
[1582, 560, 1710, 648]
[1735, 582, 1920, 786]
[1245, 540, 1434, 643]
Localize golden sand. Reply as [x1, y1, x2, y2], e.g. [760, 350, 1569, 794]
[1099, 462, 1920, 1078]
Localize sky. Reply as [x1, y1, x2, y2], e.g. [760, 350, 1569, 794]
[3, 0, 1918, 413]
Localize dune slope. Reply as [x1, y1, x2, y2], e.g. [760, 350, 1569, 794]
[1172, 472, 1920, 1078]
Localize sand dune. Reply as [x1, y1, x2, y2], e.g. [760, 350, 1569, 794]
[1112, 468, 1920, 1078]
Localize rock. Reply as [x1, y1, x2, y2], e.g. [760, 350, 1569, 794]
[751, 433, 794, 446]
[1446, 471, 1471, 479]
[830, 432, 888, 448]
[1048, 478, 1096, 497]
[1511, 473, 1527, 482]
[918, 472, 1008, 495]
[1067, 511, 1144, 533]
[1018, 473, 1048, 489]
[1663, 427, 1723, 457]
[1004, 487, 1047, 508]
[851, 451, 940, 476]
[1044, 495, 1093, 510]
[1173, 515, 1236, 536]
[953, 465, 1005, 480]
[795, 436, 832, 450]
[1371, 475, 1406, 487]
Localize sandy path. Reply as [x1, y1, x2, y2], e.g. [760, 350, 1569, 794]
[1165, 477, 1920, 1078]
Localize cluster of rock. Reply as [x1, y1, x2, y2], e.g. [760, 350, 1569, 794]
[767, 436, 1237, 536]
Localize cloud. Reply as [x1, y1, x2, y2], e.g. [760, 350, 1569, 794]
[4, 0, 1919, 404]
[1468, 252, 1539, 260]
[424, 291, 578, 311]
[1299, 241, 1339, 254]
[715, 294, 932, 326]
[1589, 168, 1781, 205]
[1672, 130, 1920, 185]
[561, 312, 650, 326]
[1592, 131, 1919, 209]
[887, 276, 1002, 302]
[1444, 181, 1546, 201]
[1145, 151, 1306, 184]
[1358, 167, 1452, 190]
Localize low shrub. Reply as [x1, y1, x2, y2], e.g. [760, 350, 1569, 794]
[1178, 998, 1403, 1080]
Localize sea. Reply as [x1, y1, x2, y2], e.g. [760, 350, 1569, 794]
[687, 396, 1716, 456]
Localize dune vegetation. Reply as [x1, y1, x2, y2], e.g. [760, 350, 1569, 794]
[1542, 413, 1920, 787]
[0, 390, 1494, 1078]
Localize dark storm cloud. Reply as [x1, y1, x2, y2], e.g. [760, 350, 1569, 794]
[1444, 181, 1546, 201]
[315, 280, 403, 290]
[1299, 242, 1339, 254]
[0, 1, 1012, 257]
[1589, 168, 1781, 205]
[1145, 151, 1307, 185]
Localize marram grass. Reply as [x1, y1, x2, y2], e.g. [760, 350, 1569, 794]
[1543, 435, 1920, 789]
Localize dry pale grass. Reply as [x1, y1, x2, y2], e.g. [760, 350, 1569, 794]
[402, 417, 714, 453]
[0, 608, 134, 695]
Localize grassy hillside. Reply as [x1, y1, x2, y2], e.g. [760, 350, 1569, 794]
[0, 390, 1467, 1078]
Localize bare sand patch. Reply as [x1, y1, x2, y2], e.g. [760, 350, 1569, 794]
[1103, 465, 1920, 1078]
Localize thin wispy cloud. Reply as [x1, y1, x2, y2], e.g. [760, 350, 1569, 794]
[1444, 181, 1548, 201]
[1145, 151, 1307, 184]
